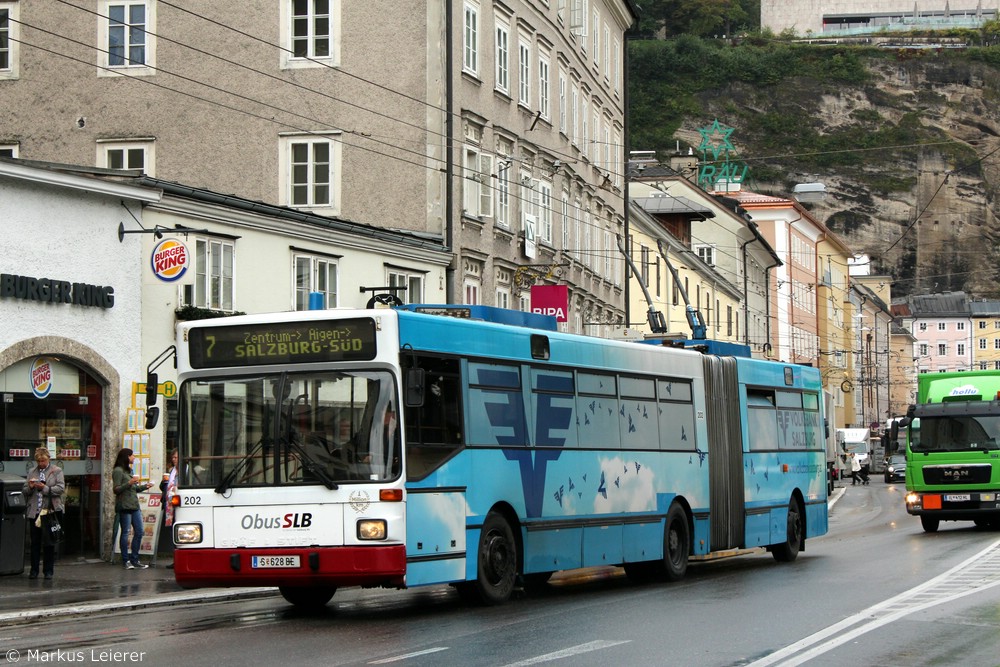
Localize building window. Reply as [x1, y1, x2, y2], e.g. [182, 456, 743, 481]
[98, 140, 154, 175]
[518, 38, 530, 107]
[463, 146, 493, 218]
[957, 321, 966, 331]
[558, 72, 567, 135]
[612, 38, 620, 93]
[918, 322, 927, 332]
[696, 244, 715, 266]
[640, 246, 649, 287]
[980, 321, 987, 329]
[561, 193, 570, 249]
[919, 343, 928, 356]
[0, 2, 20, 79]
[495, 21, 509, 93]
[281, 135, 341, 210]
[994, 338, 1000, 350]
[292, 0, 330, 59]
[957, 343, 966, 356]
[496, 286, 510, 309]
[280, 0, 340, 68]
[495, 159, 510, 228]
[938, 322, 946, 331]
[389, 270, 423, 304]
[538, 180, 552, 243]
[99, 1, 154, 74]
[538, 53, 550, 120]
[195, 239, 234, 311]
[938, 344, 947, 356]
[0, 143, 17, 158]
[995, 361, 1000, 370]
[294, 254, 338, 310]
[463, 2, 478, 76]
[980, 339, 987, 350]
[464, 278, 480, 305]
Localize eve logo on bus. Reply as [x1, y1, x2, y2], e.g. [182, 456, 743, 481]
[477, 367, 573, 518]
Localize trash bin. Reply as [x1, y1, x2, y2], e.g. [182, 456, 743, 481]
[0, 473, 28, 575]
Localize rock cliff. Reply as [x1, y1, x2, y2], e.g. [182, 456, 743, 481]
[670, 52, 1000, 297]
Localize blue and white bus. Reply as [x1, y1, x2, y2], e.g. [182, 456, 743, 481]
[166, 306, 828, 608]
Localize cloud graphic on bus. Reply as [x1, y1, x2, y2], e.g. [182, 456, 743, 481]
[593, 456, 655, 513]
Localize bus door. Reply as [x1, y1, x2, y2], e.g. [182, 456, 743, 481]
[402, 356, 468, 586]
[702, 356, 745, 550]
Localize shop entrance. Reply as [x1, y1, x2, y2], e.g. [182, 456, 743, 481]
[0, 358, 104, 558]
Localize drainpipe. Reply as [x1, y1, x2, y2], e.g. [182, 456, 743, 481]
[444, 0, 455, 303]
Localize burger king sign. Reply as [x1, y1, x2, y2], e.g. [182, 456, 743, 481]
[151, 239, 189, 282]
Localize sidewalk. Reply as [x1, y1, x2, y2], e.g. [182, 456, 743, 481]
[0, 556, 277, 627]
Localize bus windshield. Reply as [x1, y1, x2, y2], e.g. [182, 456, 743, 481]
[910, 414, 1000, 453]
[179, 370, 400, 489]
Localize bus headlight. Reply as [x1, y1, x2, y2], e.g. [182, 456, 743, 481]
[905, 492, 920, 507]
[357, 519, 387, 540]
[174, 523, 203, 544]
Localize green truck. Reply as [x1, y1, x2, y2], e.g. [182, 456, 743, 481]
[898, 370, 1000, 532]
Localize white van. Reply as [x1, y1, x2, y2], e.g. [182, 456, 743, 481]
[836, 428, 871, 468]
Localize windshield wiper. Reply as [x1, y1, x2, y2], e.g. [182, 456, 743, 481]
[286, 439, 340, 490]
[215, 439, 266, 494]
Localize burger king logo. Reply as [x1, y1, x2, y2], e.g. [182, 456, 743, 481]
[151, 239, 189, 282]
[30, 357, 53, 399]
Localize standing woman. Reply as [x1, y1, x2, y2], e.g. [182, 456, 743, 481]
[23, 447, 65, 580]
[112, 448, 153, 569]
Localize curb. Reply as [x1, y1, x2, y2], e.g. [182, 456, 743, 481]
[0, 587, 280, 627]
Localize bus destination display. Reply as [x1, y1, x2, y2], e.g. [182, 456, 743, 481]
[188, 318, 377, 368]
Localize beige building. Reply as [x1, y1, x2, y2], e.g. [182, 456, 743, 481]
[816, 228, 854, 431]
[761, 0, 997, 37]
[0, 0, 637, 331]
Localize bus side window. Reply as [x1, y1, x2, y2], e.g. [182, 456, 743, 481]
[405, 356, 463, 480]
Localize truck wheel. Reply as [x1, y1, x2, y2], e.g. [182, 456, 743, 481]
[920, 515, 940, 533]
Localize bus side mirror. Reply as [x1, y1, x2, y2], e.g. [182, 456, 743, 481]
[405, 368, 425, 408]
[145, 406, 160, 430]
[145, 372, 159, 408]
[890, 421, 899, 443]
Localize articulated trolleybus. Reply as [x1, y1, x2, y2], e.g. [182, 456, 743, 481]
[167, 306, 828, 608]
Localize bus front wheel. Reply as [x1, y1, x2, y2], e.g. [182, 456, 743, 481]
[663, 504, 690, 581]
[921, 515, 940, 533]
[279, 585, 336, 609]
[470, 511, 518, 605]
[772, 499, 803, 562]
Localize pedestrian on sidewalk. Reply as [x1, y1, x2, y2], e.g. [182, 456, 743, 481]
[112, 448, 153, 570]
[23, 447, 64, 580]
[159, 449, 178, 563]
[850, 453, 861, 486]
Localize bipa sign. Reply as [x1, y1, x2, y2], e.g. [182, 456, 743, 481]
[530, 284, 568, 322]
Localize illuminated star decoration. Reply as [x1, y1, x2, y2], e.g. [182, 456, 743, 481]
[697, 119, 736, 162]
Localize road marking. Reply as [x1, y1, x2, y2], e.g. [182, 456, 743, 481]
[748, 537, 1000, 666]
[501, 640, 631, 666]
[369, 647, 450, 663]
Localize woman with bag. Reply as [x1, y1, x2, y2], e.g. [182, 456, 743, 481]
[112, 448, 153, 570]
[23, 447, 65, 580]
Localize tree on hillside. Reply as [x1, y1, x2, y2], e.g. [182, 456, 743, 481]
[635, 0, 759, 39]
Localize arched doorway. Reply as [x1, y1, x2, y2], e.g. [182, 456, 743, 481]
[0, 339, 120, 560]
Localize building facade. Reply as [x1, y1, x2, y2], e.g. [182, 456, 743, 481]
[760, 0, 997, 37]
[1, 158, 450, 559]
[0, 0, 637, 331]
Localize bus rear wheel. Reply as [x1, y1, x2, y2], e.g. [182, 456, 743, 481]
[279, 585, 336, 609]
[771, 499, 803, 563]
[920, 515, 940, 533]
[663, 504, 690, 581]
[469, 511, 518, 605]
